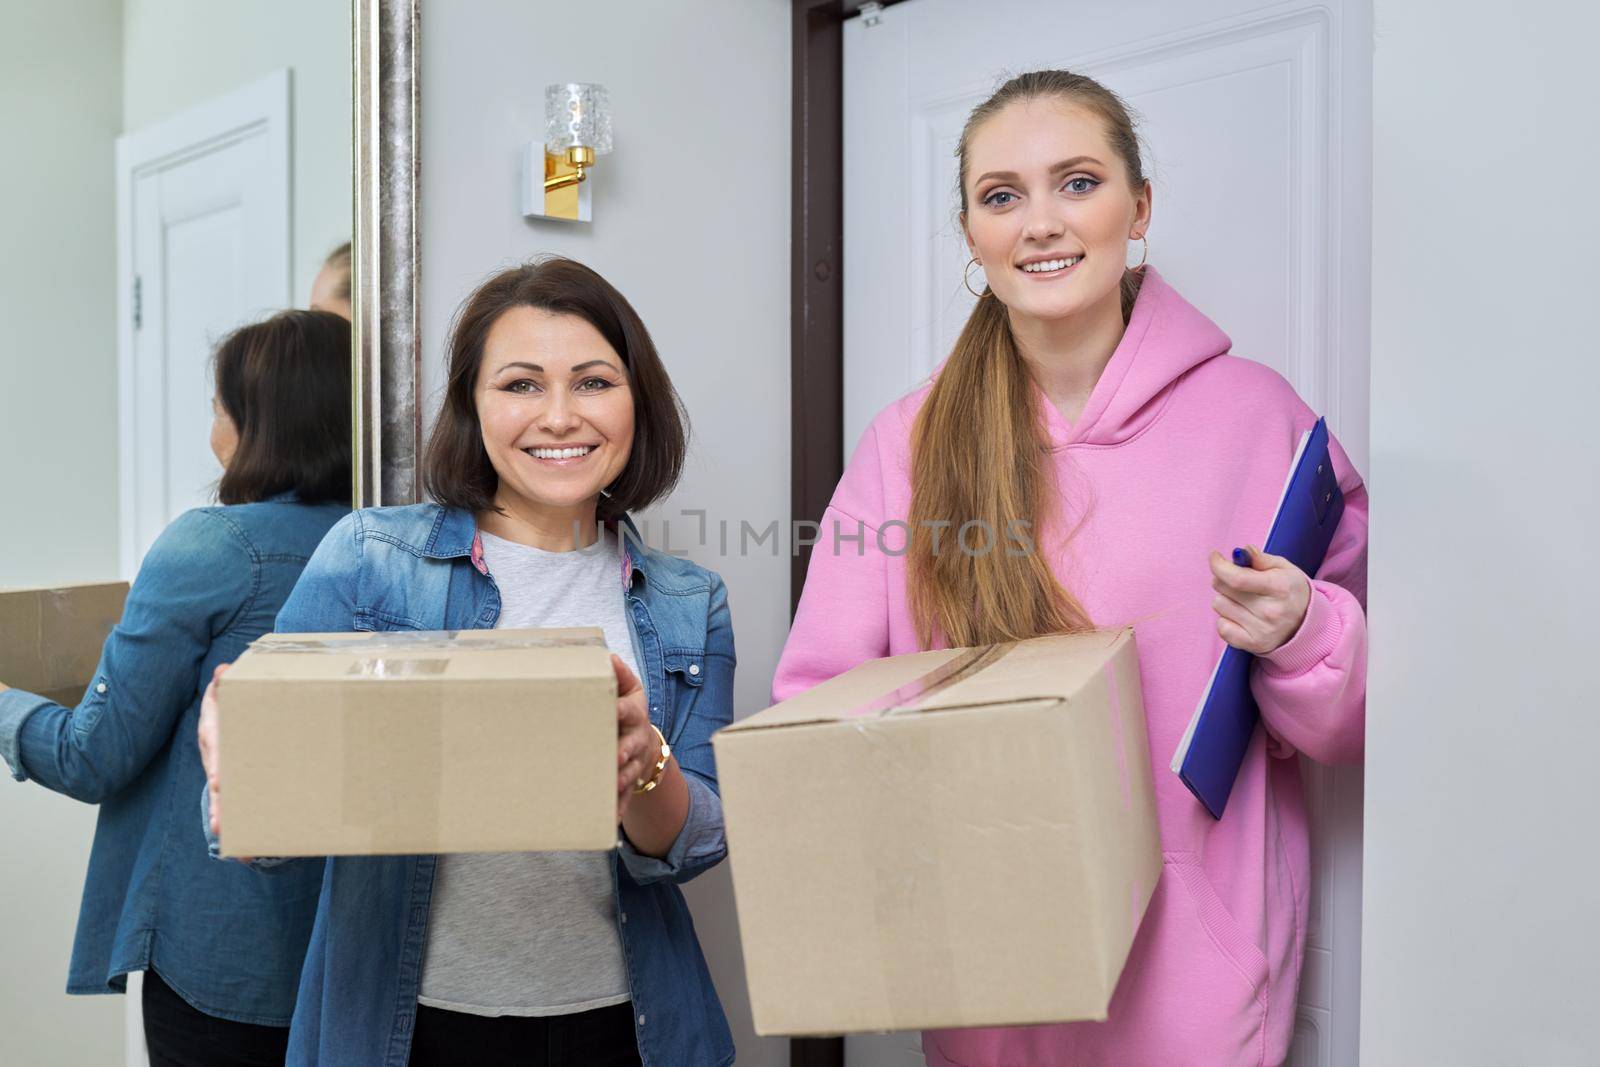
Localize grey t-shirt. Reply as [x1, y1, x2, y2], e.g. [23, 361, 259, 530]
[417, 528, 634, 1017]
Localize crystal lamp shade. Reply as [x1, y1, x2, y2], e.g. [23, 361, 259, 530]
[544, 82, 613, 156]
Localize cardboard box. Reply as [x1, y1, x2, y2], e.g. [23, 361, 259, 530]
[0, 582, 129, 705]
[218, 628, 618, 857]
[714, 629, 1161, 1037]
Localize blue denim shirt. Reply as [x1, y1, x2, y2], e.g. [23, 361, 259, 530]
[0, 496, 346, 1025]
[266, 504, 735, 1067]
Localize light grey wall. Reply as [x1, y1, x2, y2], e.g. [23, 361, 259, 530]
[0, 6, 129, 1063]
[421, 2, 791, 1062]
[1362, 2, 1600, 1064]
[122, 0, 351, 301]
[0, 2, 123, 589]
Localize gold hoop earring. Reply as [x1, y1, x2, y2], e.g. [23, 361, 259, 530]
[1129, 234, 1148, 270]
[963, 257, 988, 298]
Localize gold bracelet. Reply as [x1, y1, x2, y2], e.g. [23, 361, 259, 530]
[631, 723, 671, 795]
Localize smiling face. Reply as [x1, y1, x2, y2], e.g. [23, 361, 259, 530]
[474, 306, 635, 519]
[961, 98, 1151, 326]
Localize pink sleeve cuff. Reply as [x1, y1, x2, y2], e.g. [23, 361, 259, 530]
[1261, 580, 1343, 678]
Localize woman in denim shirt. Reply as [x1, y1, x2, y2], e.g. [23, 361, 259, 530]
[202, 259, 736, 1067]
[0, 310, 352, 1065]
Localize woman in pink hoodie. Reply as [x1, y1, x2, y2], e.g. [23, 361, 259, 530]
[772, 70, 1367, 1067]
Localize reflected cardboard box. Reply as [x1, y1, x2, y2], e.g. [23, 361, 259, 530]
[0, 582, 129, 705]
[217, 628, 617, 858]
[715, 629, 1161, 1037]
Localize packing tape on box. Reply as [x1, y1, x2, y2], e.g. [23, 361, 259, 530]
[851, 639, 1036, 1023]
[257, 632, 607, 692]
[44, 587, 124, 686]
[844, 641, 1016, 718]
[868, 740, 961, 1029]
[346, 658, 451, 679]
[251, 631, 606, 655]
[835, 643, 1018, 1025]
[338, 683, 444, 852]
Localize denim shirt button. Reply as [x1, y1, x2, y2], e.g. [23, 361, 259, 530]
[638, 1013, 647, 1027]
[95, 682, 107, 694]
[688, 663, 700, 676]
[620, 911, 628, 924]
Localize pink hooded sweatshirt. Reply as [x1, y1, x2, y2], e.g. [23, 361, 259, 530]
[772, 268, 1368, 1067]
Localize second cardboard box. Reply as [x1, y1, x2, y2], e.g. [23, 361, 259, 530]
[715, 628, 1161, 1037]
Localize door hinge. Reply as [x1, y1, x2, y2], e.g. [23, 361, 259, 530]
[132, 275, 142, 331]
[860, 2, 884, 27]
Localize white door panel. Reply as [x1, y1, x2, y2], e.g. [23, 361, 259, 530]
[118, 71, 291, 577]
[843, 3, 1370, 1064]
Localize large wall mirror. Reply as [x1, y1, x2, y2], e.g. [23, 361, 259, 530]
[0, 2, 415, 1060]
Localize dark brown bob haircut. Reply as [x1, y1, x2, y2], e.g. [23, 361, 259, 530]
[214, 309, 353, 506]
[423, 257, 688, 520]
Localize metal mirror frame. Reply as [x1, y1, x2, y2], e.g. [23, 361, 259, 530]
[353, 0, 421, 507]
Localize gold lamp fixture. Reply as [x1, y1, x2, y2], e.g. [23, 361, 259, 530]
[522, 82, 613, 223]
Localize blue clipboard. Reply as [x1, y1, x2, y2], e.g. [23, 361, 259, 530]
[1170, 417, 1344, 819]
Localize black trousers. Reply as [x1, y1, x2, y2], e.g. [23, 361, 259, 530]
[141, 969, 290, 1067]
[408, 1001, 642, 1067]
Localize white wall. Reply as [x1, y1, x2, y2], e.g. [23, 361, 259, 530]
[0, 6, 130, 1063]
[122, 0, 350, 301]
[1362, 2, 1600, 1064]
[421, 2, 791, 1062]
[0, 2, 123, 588]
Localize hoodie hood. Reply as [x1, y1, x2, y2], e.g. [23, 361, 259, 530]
[1042, 266, 1232, 448]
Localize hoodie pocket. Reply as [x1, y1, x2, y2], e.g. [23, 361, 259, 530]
[1167, 855, 1271, 1014]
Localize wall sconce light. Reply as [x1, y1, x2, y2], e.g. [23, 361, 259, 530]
[522, 82, 613, 223]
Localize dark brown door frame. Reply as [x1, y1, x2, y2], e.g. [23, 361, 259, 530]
[790, 0, 846, 624]
[788, 3, 908, 1065]
[788, 9, 843, 1065]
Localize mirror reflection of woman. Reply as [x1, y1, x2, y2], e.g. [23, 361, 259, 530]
[0, 311, 352, 1066]
[776, 71, 1369, 1067]
[201, 258, 735, 1067]
[308, 242, 351, 320]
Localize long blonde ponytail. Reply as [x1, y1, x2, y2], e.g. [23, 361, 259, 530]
[908, 290, 1093, 648]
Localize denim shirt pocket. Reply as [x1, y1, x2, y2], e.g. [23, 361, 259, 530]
[661, 648, 706, 743]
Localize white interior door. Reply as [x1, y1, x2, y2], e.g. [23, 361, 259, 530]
[113, 70, 291, 1067]
[117, 70, 292, 578]
[842, 1, 1371, 1064]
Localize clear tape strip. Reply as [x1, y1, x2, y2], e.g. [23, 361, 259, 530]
[843, 642, 1016, 719]
[251, 631, 605, 655]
